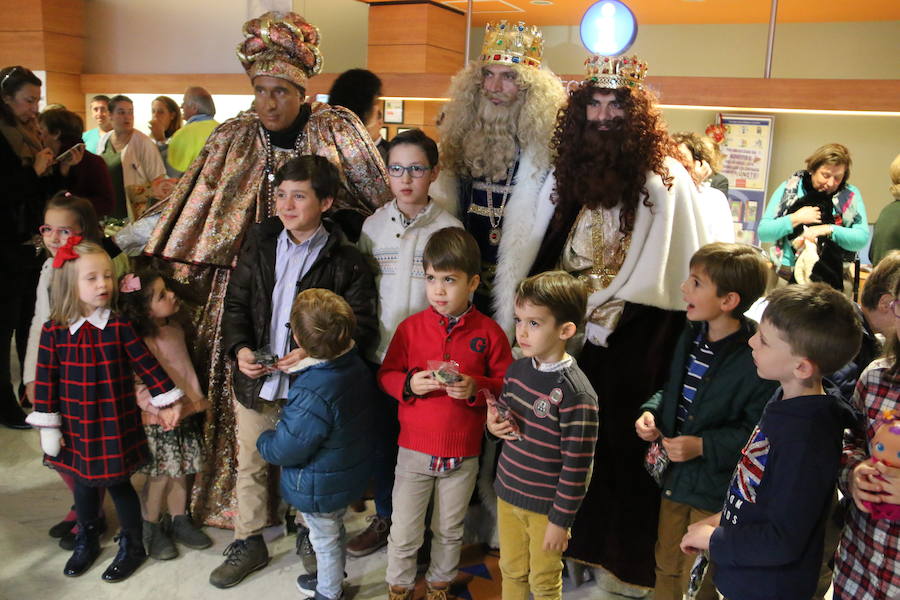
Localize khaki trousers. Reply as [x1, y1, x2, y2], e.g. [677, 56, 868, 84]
[497, 498, 564, 600]
[654, 497, 719, 600]
[233, 398, 283, 539]
[386, 448, 479, 588]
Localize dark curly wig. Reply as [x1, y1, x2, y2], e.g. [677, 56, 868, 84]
[550, 84, 677, 236]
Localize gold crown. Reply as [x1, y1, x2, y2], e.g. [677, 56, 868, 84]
[584, 54, 648, 90]
[480, 20, 543, 69]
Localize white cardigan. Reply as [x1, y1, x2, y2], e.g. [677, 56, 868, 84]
[98, 129, 166, 220]
[357, 200, 462, 363]
[23, 258, 53, 386]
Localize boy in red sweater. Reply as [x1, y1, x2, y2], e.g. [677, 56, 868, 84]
[380, 227, 513, 600]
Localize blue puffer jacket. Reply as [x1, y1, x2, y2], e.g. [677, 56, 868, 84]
[257, 347, 375, 514]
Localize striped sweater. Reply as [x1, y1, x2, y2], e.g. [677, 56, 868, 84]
[493, 357, 599, 527]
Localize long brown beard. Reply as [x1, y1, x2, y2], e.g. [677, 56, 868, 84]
[462, 94, 524, 181]
[572, 123, 627, 210]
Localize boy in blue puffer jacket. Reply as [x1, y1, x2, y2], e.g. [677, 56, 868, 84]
[257, 289, 375, 600]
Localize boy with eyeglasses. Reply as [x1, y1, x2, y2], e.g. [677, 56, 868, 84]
[349, 128, 462, 557]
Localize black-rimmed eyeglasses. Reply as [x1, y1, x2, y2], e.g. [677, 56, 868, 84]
[387, 165, 431, 178]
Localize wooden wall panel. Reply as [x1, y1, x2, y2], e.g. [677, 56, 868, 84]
[80, 73, 900, 114]
[41, 0, 85, 36]
[556, 75, 900, 112]
[368, 4, 430, 46]
[425, 4, 465, 53]
[43, 32, 85, 74]
[0, 32, 46, 69]
[1, 0, 44, 31]
[44, 71, 83, 106]
[368, 46, 430, 74]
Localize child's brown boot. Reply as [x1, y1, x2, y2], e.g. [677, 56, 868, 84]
[388, 585, 413, 600]
[425, 581, 454, 600]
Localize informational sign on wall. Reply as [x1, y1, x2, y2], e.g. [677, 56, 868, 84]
[718, 114, 775, 244]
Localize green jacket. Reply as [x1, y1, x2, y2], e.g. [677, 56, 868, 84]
[641, 319, 777, 512]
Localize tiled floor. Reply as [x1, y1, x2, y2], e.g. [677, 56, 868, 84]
[1, 424, 646, 600]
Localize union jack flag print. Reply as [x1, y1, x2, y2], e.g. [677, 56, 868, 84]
[731, 426, 769, 503]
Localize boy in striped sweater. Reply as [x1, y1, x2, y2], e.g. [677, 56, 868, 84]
[486, 271, 599, 600]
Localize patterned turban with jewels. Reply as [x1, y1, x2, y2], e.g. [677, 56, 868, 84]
[237, 11, 324, 90]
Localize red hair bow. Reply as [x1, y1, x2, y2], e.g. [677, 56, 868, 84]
[52, 235, 83, 268]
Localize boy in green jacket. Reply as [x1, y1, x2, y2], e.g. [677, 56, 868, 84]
[634, 243, 777, 600]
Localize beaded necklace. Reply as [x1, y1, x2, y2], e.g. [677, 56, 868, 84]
[260, 122, 304, 208]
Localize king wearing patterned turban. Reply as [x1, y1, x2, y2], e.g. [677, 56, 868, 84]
[130, 12, 389, 585]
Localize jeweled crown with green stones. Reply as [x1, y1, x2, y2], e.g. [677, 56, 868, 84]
[480, 20, 543, 69]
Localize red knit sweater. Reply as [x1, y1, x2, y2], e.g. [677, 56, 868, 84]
[379, 306, 512, 457]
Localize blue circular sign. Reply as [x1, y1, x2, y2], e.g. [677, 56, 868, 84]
[580, 0, 638, 56]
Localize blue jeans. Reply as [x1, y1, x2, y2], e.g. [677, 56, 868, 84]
[302, 509, 347, 600]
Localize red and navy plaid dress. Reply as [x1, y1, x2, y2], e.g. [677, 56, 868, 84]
[33, 314, 177, 486]
[834, 358, 900, 600]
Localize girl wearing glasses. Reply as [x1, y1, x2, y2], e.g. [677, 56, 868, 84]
[351, 129, 461, 557]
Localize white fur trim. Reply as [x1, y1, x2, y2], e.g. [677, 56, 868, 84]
[285, 355, 327, 374]
[429, 172, 461, 219]
[26, 411, 61, 428]
[491, 148, 555, 341]
[149, 387, 183, 408]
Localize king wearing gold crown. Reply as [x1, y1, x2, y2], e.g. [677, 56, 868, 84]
[435, 20, 566, 340]
[127, 11, 390, 590]
[530, 54, 712, 596]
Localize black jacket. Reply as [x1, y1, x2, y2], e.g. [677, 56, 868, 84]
[222, 217, 378, 409]
[641, 320, 776, 512]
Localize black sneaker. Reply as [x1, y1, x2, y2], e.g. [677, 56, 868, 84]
[209, 535, 269, 589]
[296, 572, 346, 600]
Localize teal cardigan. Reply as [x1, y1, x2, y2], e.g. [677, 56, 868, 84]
[758, 180, 868, 268]
[641, 320, 777, 512]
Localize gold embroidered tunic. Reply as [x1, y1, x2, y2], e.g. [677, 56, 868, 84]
[560, 205, 632, 334]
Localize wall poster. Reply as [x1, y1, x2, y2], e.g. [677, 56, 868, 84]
[718, 114, 775, 245]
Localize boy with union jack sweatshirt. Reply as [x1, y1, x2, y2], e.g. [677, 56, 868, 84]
[486, 271, 598, 600]
[680, 283, 861, 600]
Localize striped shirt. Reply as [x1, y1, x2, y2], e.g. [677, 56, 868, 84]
[676, 326, 736, 433]
[492, 357, 599, 528]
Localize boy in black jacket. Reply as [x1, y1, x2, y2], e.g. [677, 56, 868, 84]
[635, 243, 776, 600]
[681, 283, 862, 600]
[211, 155, 377, 589]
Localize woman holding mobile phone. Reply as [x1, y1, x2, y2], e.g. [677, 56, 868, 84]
[1, 64, 53, 429]
[39, 107, 115, 218]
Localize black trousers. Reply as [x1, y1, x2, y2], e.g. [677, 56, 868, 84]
[0, 266, 40, 413]
[73, 479, 142, 532]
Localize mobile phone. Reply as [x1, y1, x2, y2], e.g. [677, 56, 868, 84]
[55, 143, 85, 165]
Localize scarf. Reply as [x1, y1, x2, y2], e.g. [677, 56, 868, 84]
[0, 118, 42, 166]
[775, 169, 858, 229]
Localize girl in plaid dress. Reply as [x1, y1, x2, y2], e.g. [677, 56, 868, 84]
[118, 269, 212, 560]
[834, 276, 900, 600]
[25, 239, 183, 582]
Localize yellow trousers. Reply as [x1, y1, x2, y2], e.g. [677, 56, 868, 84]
[497, 498, 564, 600]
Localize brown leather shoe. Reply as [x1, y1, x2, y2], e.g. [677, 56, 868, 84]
[346, 515, 390, 557]
[426, 581, 454, 600]
[388, 585, 413, 600]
